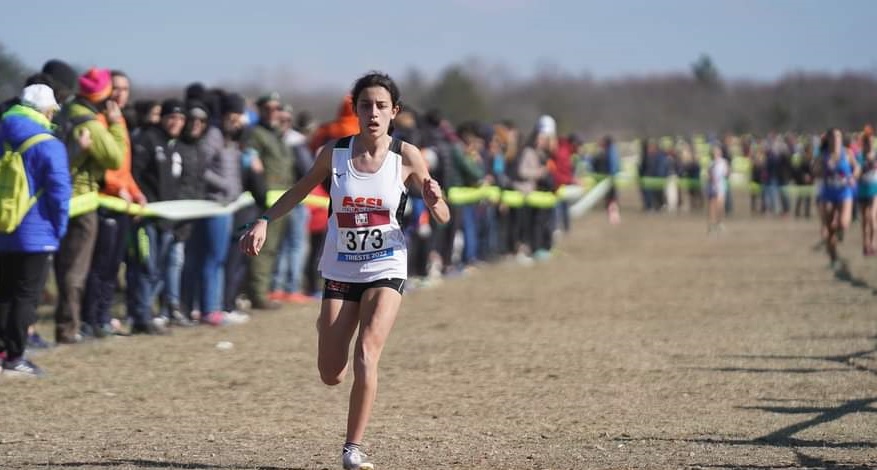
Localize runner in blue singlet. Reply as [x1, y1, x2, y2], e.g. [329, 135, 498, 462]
[817, 128, 860, 266]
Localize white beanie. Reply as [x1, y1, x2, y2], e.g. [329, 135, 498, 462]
[536, 114, 557, 137]
[20, 84, 60, 113]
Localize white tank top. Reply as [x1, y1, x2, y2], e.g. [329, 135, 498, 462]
[318, 136, 409, 282]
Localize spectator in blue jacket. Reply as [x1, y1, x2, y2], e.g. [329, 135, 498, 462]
[0, 84, 72, 377]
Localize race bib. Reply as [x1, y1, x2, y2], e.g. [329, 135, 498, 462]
[826, 174, 849, 188]
[335, 210, 402, 262]
[863, 169, 877, 183]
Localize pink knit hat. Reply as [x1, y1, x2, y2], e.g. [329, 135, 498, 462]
[78, 67, 112, 103]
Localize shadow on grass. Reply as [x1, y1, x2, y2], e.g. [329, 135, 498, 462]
[643, 340, 877, 462]
[689, 450, 876, 469]
[721, 345, 877, 377]
[833, 259, 877, 295]
[30, 459, 304, 470]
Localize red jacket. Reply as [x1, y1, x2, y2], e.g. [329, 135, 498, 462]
[308, 185, 329, 233]
[550, 138, 576, 188]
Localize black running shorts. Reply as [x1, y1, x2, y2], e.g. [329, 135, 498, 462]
[322, 278, 406, 302]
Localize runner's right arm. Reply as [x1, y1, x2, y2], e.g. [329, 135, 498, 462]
[260, 141, 332, 222]
[239, 142, 332, 256]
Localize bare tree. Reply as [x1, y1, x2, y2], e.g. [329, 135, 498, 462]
[0, 44, 31, 100]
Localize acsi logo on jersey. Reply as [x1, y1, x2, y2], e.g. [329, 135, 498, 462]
[341, 196, 384, 209]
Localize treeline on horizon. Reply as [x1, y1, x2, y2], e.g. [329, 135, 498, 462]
[3, 45, 875, 140]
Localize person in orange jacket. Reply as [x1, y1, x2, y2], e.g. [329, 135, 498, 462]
[308, 95, 360, 154]
[81, 70, 147, 338]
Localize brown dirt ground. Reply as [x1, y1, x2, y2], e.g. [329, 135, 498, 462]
[2, 190, 876, 470]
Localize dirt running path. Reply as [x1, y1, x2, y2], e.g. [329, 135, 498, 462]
[2, 196, 876, 470]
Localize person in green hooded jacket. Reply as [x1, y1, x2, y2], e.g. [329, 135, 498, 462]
[53, 67, 124, 344]
[242, 92, 293, 310]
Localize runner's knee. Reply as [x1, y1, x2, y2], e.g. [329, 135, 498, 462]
[319, 363, 346, 386]
[320, 372, 344, 386]
[352, 340, 383, 377]
[318, 349, 348, 386]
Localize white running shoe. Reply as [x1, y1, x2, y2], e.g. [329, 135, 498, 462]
[515, 252, 535, 267]
[342, 446, 374, 470]
[223, 310, 251, 325]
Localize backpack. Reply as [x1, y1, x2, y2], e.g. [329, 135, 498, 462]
[0, 133, 54, 233]
[52, 106, 95, 165]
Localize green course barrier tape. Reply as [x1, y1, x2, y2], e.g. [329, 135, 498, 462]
[676, 178, 703, 190]
[302, 194, 330, 208]
[97, 195, 149, 216]
[266, 190, 285, 207]
[500, 190, 525, 208]
[526, 191, 558, 209]
[447, 187, 485, 206]
[731, 157, 751, 174]
[639, 176, 669, 190]
[93, 179, 607, 219]
[556, 185, 586, 201]
[69, 192, 99, 217]
[483, 185, 502, 203]
[137, 226, 149, 262]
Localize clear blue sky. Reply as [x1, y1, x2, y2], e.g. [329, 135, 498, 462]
[3, 0, 874, 91]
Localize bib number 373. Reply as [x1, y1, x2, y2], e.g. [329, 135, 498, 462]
[335, 210, 397, 262]
[344, 228, 383, 251]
